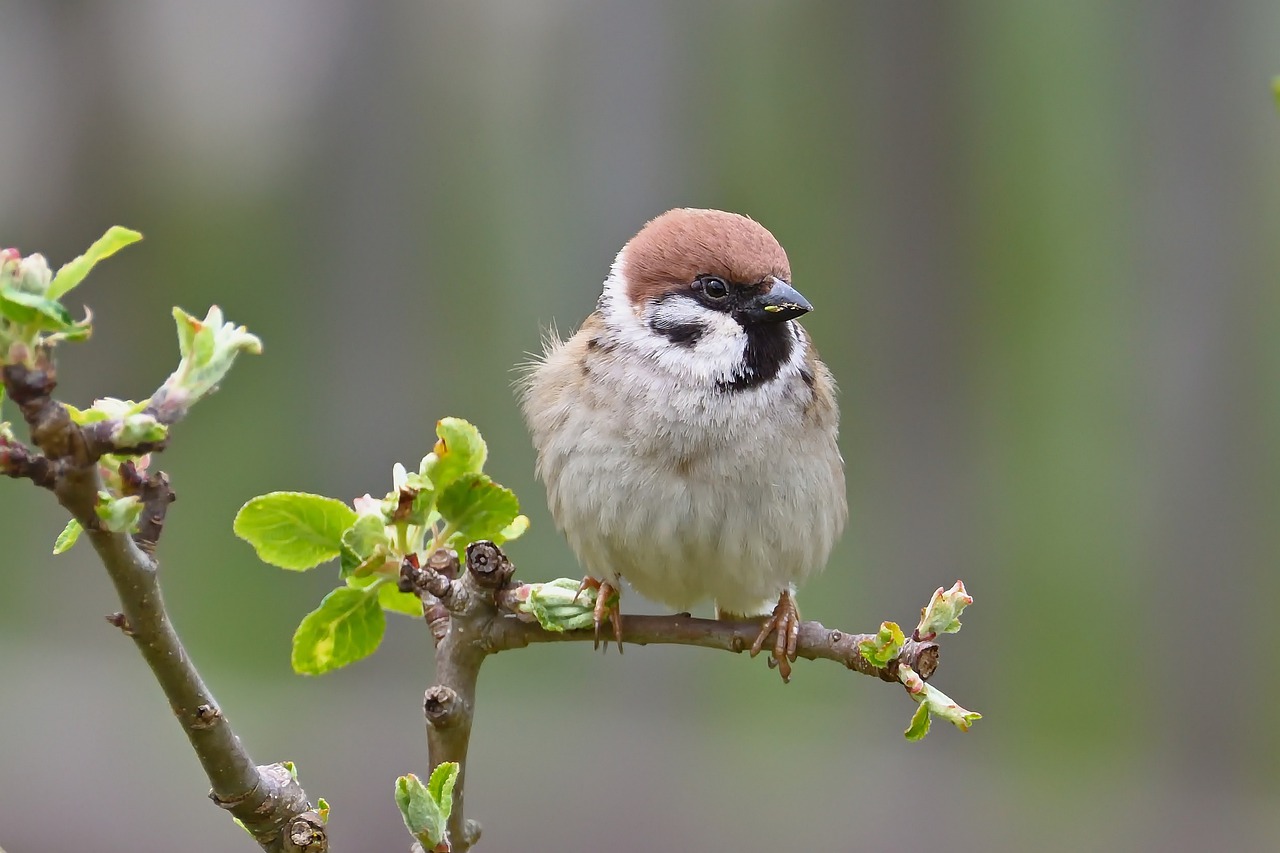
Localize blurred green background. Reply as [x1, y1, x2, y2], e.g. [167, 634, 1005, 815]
[2, 2, 1277, 851]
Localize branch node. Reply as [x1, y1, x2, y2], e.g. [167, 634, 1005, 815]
[120, 462, 176, 551]
[400, 551, 455, 600]
[462, 819, 483, 848]
[283, 812, 329, 853]
[427, 547, 460, 579]
[105, 611, 135, 636]
[426, 600, 451, 646]
[209, 786, 251, 810]
[465, 540, 514, 589]
[192, 703, 222, 729]
[424, 685, 464, 729]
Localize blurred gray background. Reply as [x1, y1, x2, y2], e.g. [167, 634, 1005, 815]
[2, 2, 1277, 851]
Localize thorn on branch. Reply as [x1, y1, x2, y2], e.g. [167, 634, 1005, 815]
[465, 540, 514, 589]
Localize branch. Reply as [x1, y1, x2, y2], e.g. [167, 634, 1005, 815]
[403, 542, 942, 852]
[2, 355, 326, 853]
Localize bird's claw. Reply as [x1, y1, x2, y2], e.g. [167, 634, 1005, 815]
[749, 589, 801, 682]
[574, 576, 623, 653]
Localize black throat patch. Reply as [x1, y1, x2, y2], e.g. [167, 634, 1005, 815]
[717, 322, 795, 393]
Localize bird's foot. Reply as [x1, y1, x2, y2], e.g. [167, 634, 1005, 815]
[573, 576, 623, 653]
[749, 589, 801, 683]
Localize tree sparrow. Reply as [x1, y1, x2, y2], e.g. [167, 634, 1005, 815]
[521, 208, 846, 681]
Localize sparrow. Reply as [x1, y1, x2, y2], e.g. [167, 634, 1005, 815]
[521, 208, 846, 681]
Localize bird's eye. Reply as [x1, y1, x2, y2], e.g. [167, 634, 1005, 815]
[698, 276, 729, 300]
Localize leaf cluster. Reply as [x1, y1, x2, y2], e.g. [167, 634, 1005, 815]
[234, 417, 528, 675]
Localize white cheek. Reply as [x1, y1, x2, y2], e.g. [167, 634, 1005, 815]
[599, 248, 747, 383]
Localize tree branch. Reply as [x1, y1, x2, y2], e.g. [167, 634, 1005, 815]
[2, 355, 327, 853]
[405, 542, 942, 852]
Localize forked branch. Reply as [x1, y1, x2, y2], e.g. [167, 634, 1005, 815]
[2, 356, 326, 853]
[404, 542, 944, 853]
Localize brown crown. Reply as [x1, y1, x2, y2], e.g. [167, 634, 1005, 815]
[621, 208, 791, 306]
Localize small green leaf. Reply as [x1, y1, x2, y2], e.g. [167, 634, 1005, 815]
[496, 514, 530, 544]
[47, 226, 143, 300]
[53, 518, 83, 554]
[395, 766, 457, 850]
[915, 580, 972, 640]
[438, 473, 519, 544]
[426, 761, 458, 827]
[0, 288, 76, 331]
[153, 306, 263, 413]
[95, 492, 143, 533]
[234, 492, 357, 571]
[421, 417, 487, 492]
[291, 586, 385, 675]
[858, 621, 906, 668]
[340, 513, 391, 576]
[65, 397, 149, 425]
[897, 664, 981, 739]
[904, 700, 931, 741]
[316, 797, 330, 824]
[378, 582, 424, 617]
[113, 413, 167, 447]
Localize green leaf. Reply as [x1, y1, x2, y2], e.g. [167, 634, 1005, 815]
[904, 701, 931, 741]
[47, 226, 143, 300]
[65, 397, 149, 425]
[421, 417, 487, 492]
[154, 306, 263, 412]
[897, 664, 981, 739]
[340, 513, 391, 576]
[378, 582, 424, 617]
[395, 765, 458, 850]
[291, 586, 385, 675]
[316, 797, 330, 824]
[113, 413, 168, 446]
[857, 621, 906, 669]
[95, 492, 142, 534]
[53, 518, 83, 554]
[915, 581, 972, 640]
[426, 762, 458, 827]
[496, 514, 530, 544]
[438, 473, 519, 544]
[234, 492, 357, 571]
[0, 288, 76, 331]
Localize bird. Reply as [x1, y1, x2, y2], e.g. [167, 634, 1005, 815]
[520, 208, 846, 681]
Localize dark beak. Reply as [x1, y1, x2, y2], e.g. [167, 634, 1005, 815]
[739, 277, 813, 325]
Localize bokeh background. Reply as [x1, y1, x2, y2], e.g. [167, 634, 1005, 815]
[2, 2, 1277, 851]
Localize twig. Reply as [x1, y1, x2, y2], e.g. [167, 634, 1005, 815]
[2, 354, 327, 853]
[406, 542, 941, 852]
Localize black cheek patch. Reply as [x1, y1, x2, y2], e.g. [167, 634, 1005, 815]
[648, 315, 707, 347]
